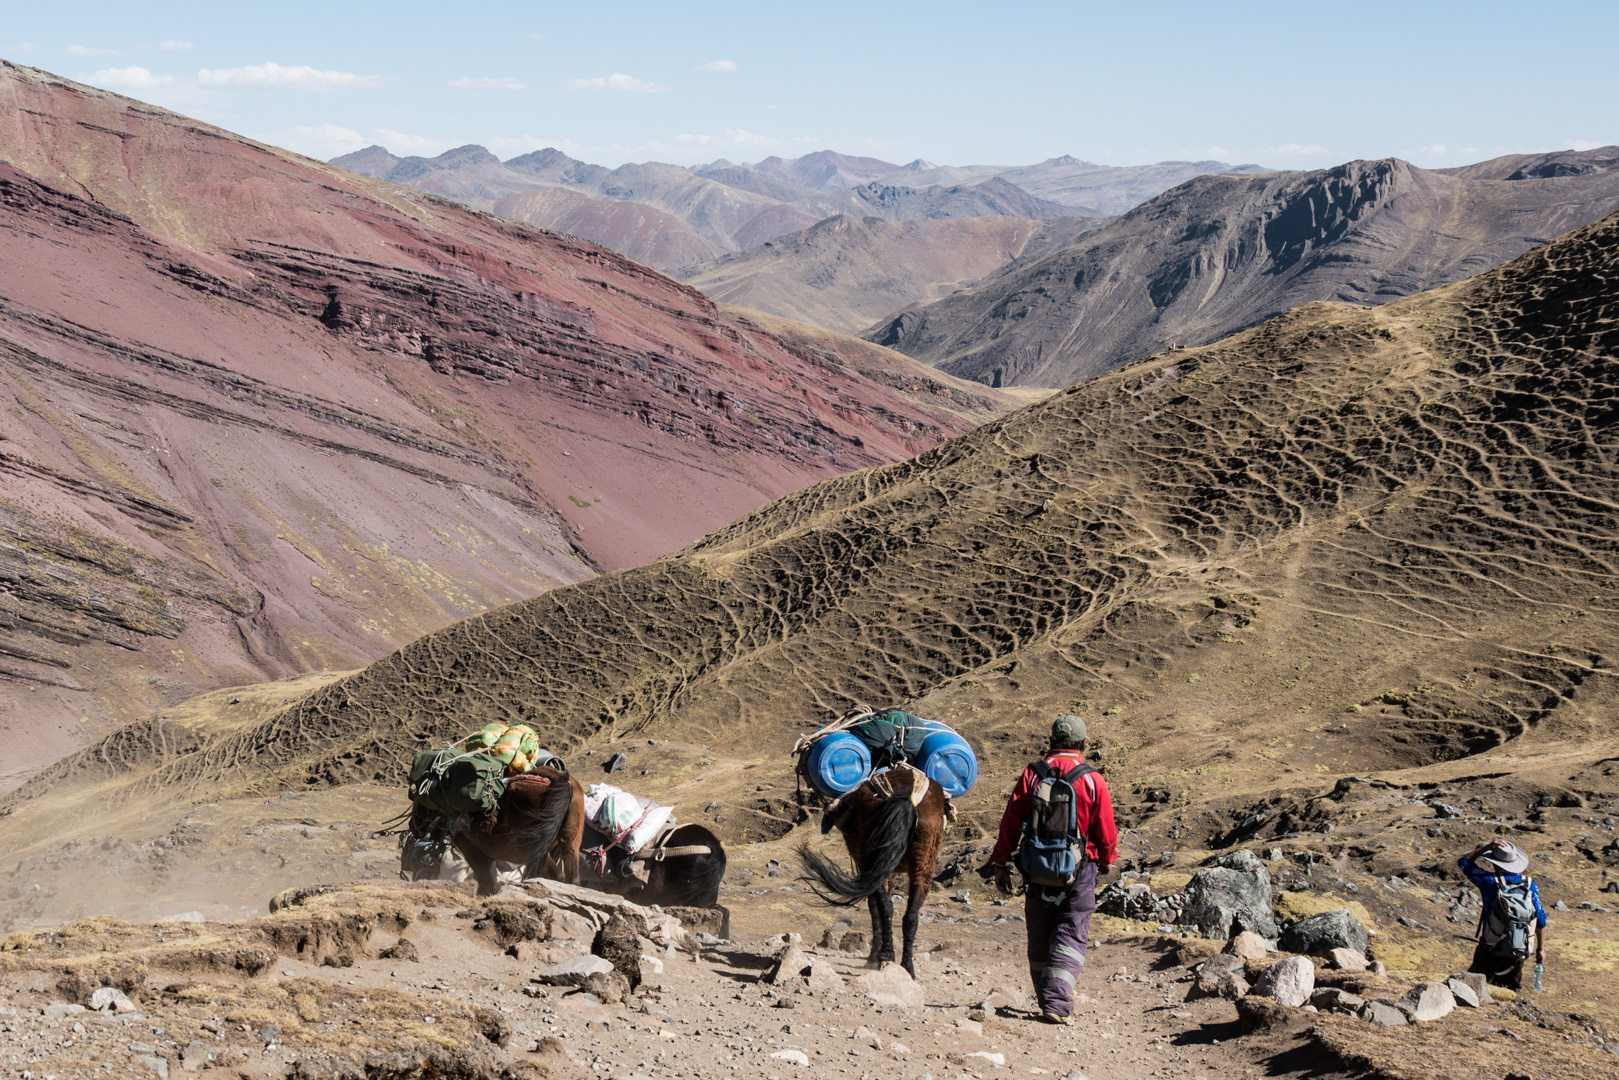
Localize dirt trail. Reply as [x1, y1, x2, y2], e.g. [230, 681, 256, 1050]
[0, 878, 1317, 1080]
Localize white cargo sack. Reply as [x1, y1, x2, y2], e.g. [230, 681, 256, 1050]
[584, 783, 675, 855]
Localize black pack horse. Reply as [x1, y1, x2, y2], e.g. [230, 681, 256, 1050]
[580, 821, 728, 908]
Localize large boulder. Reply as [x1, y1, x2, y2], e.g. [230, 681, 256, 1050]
[1181, 852, 1279, 939]
[1400, 982, 1455, 1022]
[1252, 956, 1315, 1008]
[1310, 987, 1365, 1014]
[1186, 954, 1250, 1002]
[855, 962, 923, 1008]
[1224, 931, 1268, 960]
[1449, 971, 1487, 1006]
[1360, 1000, 1407, 1026]
[1327, 947, 1368, 971]
[1278, 910, 1369, 957]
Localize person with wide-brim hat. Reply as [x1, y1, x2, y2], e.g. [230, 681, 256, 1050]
[1460, 839, 1549, 989]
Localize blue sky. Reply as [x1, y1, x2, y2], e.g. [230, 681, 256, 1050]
[5, 1, 1615, 171]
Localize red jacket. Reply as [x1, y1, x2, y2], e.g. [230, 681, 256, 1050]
[991, 750, 1119, 868]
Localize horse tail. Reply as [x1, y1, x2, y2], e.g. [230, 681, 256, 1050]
[798, 795, 915, 905]
[505, 768, 576, 876]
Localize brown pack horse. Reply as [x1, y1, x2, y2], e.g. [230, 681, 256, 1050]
[798, 765, 948, 976]
[401, 766, 585, 895]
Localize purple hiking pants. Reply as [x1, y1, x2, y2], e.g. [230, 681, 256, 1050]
[1023, 861, 1097, 1016]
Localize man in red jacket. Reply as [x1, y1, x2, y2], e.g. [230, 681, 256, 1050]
[990, 714, 1118, 1023]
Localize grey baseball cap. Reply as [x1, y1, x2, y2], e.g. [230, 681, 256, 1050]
[1051, 714, 1088, 746]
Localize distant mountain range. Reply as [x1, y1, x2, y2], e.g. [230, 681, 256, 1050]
[675, 214, 1107, 335]
[328, 146, 1270, 270]
[863, 148, 1619, 386]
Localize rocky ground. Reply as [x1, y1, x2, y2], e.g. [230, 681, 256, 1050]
[1, 853, 1616, 1080]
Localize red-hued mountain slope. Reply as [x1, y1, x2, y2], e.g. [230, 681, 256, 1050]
[0, 61, 1011, 786]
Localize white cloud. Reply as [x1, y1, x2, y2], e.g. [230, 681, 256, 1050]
[265, 123, 367, 159]
[158, 40, 195, 52]
[565, 73, 668, 93]
[1204, 145, 1230, 157]
[448, 76, 526, 91]
[68, 45, 123, 57]
[693, 59, 737, 72]
[375, 128, 454, 156]
[1568, 139, 1607, 152]
[676, 128, 771, 147]
[526, 33, 545, 40]
[84, 66, 178, 90]
[197, 62, 390, 91]
[1416, 143, 1447, 156]
[14, 43, 38, 53]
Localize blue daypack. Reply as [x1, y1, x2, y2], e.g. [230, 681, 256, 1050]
[1018, 759, 1094, 888]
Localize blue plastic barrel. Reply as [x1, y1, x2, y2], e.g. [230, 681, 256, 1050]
[915, 721, 977, 798]
[805, 731, 872, 797]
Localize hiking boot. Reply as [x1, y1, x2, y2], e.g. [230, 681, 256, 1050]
[1040, 1012, 1072, 1025]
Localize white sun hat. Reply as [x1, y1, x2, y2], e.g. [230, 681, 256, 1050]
[1475, 839, 1530, 875]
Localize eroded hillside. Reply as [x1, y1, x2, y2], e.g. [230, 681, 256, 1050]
[15, 204, 1613, 837]
[0, 60, 1010, 783]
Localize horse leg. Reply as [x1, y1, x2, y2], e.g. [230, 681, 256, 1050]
[901, 858, 933, 978]
[867, 888, 897, 967]
[458, 841, 501, 897]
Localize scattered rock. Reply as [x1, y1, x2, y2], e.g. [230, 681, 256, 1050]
[42, 1003, 86, 1020]
[1327, 947, 1368, 971]
[1368, 960, 1387, 976]
[766, 945, 815, 985]
[1187, 954, 1250, 1001]
[1279, 909, 1369, 956]
[1097, 880, 1159, 920]
[536, 955, 615, 986]
[137, 1054, 169, 1078]
[854, 1025, 883, 1049]
[1236, 995, 1293, 1032]
[580, 970, 630, 1005]
[838, 930, 868, 954]
[1450, 971, 1488, 1004]
[1181, 852, 1279, 939]
[550, 908, 597, 942]
[855, 962, 924, 1008]
[770, 1049, 810, 1066]
[181, 1040, 216, 1070]
[1446, 977, 1480, 1008]
[1554, 900, 1571, 912]
[378, 938, 419, 962]
[1310, 987, 1365, 1014]
[1252, 956, 1315, 1008]
[604, 753, 628, 773]
[1401, 982, 1456, 1022]
[1224, 931, 1268, 960]
[593, 911, 645, 989]
[1360, 1001, 1408, 1026]
[87, 987, 136, 1013]
[965, 1051, 1006, 1067]
[955, 1018, 983, 1036]
[890, 1041, 910, 1055]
